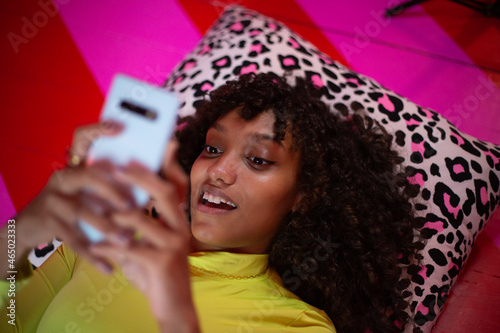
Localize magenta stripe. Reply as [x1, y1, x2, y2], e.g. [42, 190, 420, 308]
[0, 172, 16, 227]
[57, 0, 201, 94]
[296, 0, 500, 145]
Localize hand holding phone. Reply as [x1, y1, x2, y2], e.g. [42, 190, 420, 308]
[79, 74, 178, 242]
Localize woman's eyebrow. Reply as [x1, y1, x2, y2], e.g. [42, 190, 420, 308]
[247, 132, 286, 149]
[211, 122, 284, 147]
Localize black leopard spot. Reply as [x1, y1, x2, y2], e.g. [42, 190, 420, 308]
[248, 40, 270, 57]
[367, 92, 404, 122]
[327, 80, 341, 93]
[278, 54, 300, 70]
[34, 243, 55, 257]
[342, 72, 367, 87]
[471, 160, 483, 173]
[226, 20, 251, 34]
[473, 141, 489, 151]
[429, 248, 448, 266]
[233, 60, 260, 75]
[450, 128, 481, 157]
[433, 182, 464, 228]
[422, 188, 431, 200]
[430, 163, 440, 177]
[424, 125, 440, 143]
[414, 295, 438, 325]
[445, 157, 472, 182]
[475, 179, 490, 219]
[454, 230, 465, 256]
[322, 67, 338, 80]
[342, 95, 350, 101]
[395, 130, 406, 147]
[403, 113, 423, 131]
[334, 103, 348, 117]
[350, 101, 364, 112]
[192, 80, 214, 97]
[490, 170, 500, 192]
[302, 58, 312, 66]
[286, 36, 312, 56]
[463, 189, 475, 216]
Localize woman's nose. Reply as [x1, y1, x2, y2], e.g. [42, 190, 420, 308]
[207, 154, 237, 185]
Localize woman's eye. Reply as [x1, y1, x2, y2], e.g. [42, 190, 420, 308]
[247, 157, 275, 167]
[202, 145, 222, 155]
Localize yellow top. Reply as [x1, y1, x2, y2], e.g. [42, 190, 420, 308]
[0, 243, 335, 332]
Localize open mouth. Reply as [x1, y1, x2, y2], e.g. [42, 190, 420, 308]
[201, 191, 237, 210]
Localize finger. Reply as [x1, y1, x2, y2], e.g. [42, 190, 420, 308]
[116, 163, 188, 233]
[69, 121, 123, 164]
[163, 158, 189, 205]
[161, 140, 179, 170]
[49, 161, 133, 210]
[49, 214, 113, 274]
[45, 191, 126, 243]
[110, 210, 188, 248]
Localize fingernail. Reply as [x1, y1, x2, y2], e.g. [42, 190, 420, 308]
[102, 121, 122, 130]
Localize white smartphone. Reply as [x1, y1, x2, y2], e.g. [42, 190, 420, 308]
[79, 74, 178, 242]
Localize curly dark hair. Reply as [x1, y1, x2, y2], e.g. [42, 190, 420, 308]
[176, 73, 424, 333]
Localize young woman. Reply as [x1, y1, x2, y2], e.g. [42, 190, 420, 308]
[0, 73, 423, 333]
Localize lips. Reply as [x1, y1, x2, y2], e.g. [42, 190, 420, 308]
[197, 186, 238, 212]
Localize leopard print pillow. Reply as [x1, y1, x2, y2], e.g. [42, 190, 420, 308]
[162, 5, 500, 332]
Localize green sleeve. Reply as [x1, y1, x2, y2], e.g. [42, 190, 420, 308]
[0, 243, 77, 332]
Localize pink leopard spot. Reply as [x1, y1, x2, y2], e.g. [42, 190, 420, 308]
[423, 221, 445, 233]
[377, 93, 395, 112]
[268, 22, 278, 31]
[411, 140, 426, 156]
[448, 261, 459, 272]
[231, 21, 244, 31]
[484, 150, 500, 165]
[421, 108, 434, 119]
[453, 163, 465, 174]
[249, 30, 262, 36]
[37, 243, 48, 250]
[288, 37, 300, 49]
[417, 303, 429, 316]
[201, 82, 213, 92]
[183, 61, 196, 71]
[405, 118, 420, 127]
[250, 43, 262, 54]
[215, 58, 228, 67]
[317, 53, 332, 64]
[450, 132, 465, 146]
[199, 44, 211, 55]
[311, 74, 324, 88]
[408, 172, 425, 188]
[174, 76, 184, 85]
[240, 64, 257, 75]
[283, 57, 296, 67]
[345, 78, 359, 86]
[418, 265, 428, 281]
[480, 186, 488, 205]
[443, 193, 461, 219]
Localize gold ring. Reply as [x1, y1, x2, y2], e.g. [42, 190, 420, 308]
[66, 149, 84, 167]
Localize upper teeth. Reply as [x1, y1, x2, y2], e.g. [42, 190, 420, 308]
[203, 192, 237, 208]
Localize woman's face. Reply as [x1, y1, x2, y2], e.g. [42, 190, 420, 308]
[189, 110, 301, 253]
